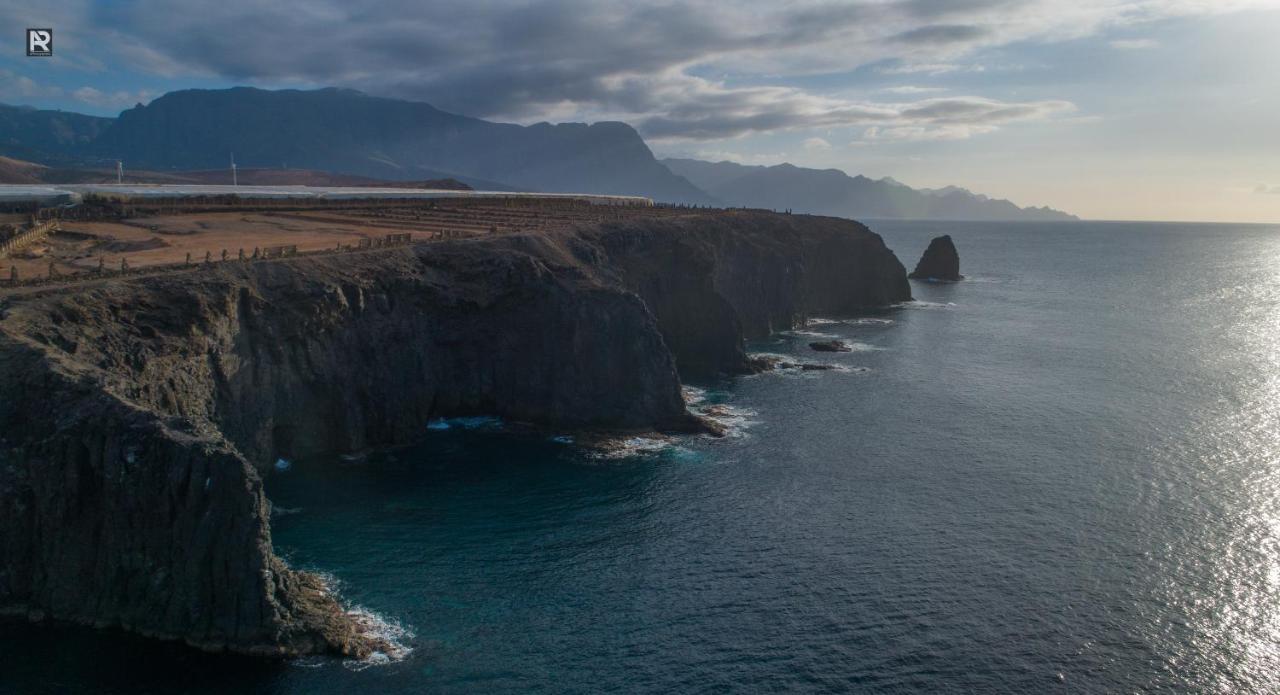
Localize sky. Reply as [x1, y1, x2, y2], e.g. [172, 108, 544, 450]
[2, 0, 1279, 222]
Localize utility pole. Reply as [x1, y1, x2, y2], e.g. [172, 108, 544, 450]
[231, 152, 238, 187]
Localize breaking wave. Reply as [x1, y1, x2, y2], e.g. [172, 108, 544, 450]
[806, 316, 895, 326]
[342, 607, 415, 671]
[692, 402, 759, 437]
[584, 435, 690, 460]
[894, 300, 955, 310]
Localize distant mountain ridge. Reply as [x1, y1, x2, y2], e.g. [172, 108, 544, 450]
[663, 158, 1077, 222]
[0, 89, 711, 203]
[0, 87, 1075, 218]
[0, 104, 112, 165]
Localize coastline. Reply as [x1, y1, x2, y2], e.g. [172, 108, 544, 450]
[0, 209, 910, 656]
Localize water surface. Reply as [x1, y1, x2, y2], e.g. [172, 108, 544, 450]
[4, 220, 1279, 693]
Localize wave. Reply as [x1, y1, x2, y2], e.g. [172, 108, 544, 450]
[784, 329, 840, 339]
[279, 569, 414, 670]
[692, 402, 759, 437]
[585, 434, 690, 460]
[894, 300, 955, 310]
[805, 316, 895, 327]
[682, 385, 708, 406]
[342, 607, 415, 671]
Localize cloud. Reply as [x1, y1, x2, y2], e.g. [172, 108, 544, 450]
[882, 85, 950, 94]
[676, 149, 789, 165]
[0, 70, 65, 100]
[1110, 38, 1159, 49]
[2, 0, 1269, 139]
[877, 62, 970, 75]
[70, 87, 153, 109]
[863, 124, 998, 142]
[891, 24, 988, 45]
[638, 85, 1074, 141]
[1256, 184, 1280, 195]
[802, 137, 833, 151]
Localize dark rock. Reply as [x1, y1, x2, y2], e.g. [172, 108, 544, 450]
[746, 354, 785, 372]
[0, 211, 909, 657]
[810, 340, 852, 352]
[908, 234, 963, 281]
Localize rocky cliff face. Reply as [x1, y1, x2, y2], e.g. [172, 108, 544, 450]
[909, 234, 963, 281]
[0, 211, 909, 656]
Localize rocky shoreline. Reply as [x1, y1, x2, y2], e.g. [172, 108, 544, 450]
[0, 210, 910, 657]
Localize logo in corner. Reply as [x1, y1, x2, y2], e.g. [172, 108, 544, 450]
[27, 28, 52, 57]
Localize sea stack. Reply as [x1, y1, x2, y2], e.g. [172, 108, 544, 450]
[908, 235, 962, 281]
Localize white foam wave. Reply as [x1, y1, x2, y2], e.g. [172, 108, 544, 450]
[895, 300, 956, 310]
[586, 435, 688, 460]
[694, 403, 759, 437]
[682, 385, 707, 405]
[806, 316, 895, 327]
[342, 607, 415, 671]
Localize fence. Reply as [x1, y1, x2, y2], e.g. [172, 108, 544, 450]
[0, 220, 59, 259]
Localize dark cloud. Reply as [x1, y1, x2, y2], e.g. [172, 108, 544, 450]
[14, 0, 1222, 139]
[891, 24, 987, 45]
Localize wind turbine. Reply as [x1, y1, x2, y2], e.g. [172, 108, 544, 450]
[231, 153, 238, 187]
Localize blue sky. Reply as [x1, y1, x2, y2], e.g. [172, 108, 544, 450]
[2, 0, 1279, 222]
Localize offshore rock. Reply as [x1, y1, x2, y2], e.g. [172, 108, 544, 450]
[809, 340, 852, 353]
[908, 234, 963, 281]
[0, 211, 910, 656]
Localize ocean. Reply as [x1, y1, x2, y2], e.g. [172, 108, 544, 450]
[3, 220, 1279, 693]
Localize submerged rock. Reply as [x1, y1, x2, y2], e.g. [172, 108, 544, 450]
[908, 234, 963, 281]
[809, 340, 852, 352]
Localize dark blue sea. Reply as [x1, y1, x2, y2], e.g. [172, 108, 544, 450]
[5, 220, 1280, 693]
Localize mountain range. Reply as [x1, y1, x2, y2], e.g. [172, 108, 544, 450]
[0, 87, 1076, 220]
[663, 159, 1077, 221]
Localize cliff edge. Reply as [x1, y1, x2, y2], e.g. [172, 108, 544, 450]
[0, 211, 909, 656]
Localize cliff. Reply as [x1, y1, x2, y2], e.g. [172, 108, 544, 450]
[0, 211, 909, 656]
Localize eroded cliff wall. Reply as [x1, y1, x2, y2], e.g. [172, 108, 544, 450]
[0, 211, 909, 655]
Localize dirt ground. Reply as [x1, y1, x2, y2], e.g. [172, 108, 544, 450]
[3, 211, 430, 280]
